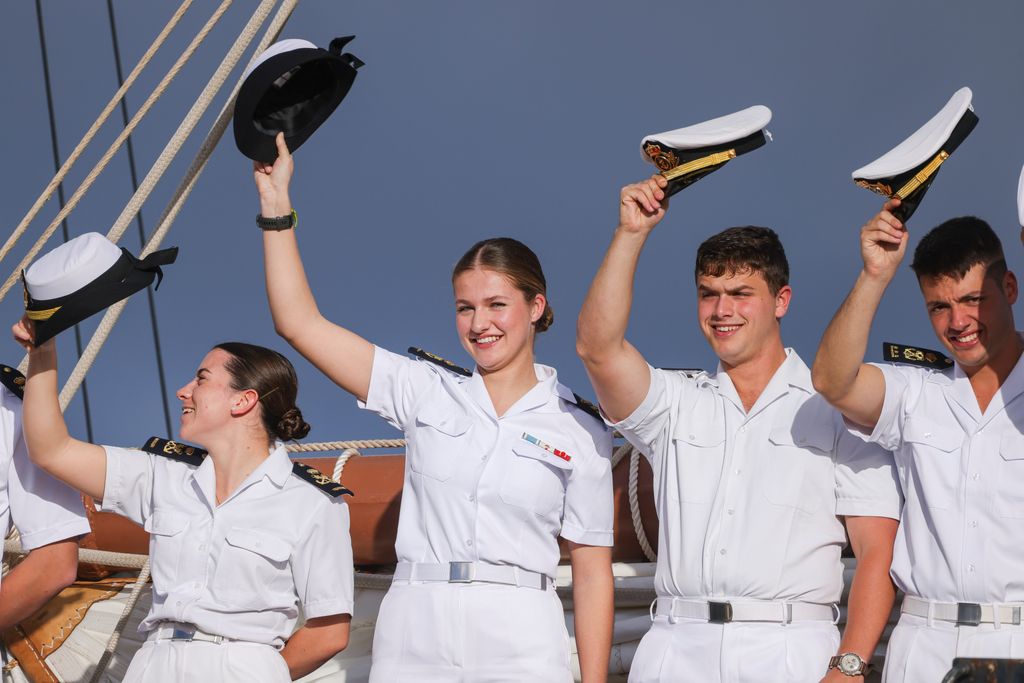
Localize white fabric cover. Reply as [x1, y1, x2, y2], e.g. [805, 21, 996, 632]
[242, 39, 318, 81]
[24, 232, 121, 301]
[1017, 163, 1024, 226]
[640, 105, 772, 160]
[853, 87, 973, 180]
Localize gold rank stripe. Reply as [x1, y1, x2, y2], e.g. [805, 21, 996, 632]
[895, 150, 949, 199]
[25, 305, 61, 321]
[661, 149, 737, 182]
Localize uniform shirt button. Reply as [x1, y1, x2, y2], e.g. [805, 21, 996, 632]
[968, 564, 976, 572]
[727, 508, 735, 515]
[734, 469, 742, 475]
[972, 473, 980, 481]
[971, 521, 979, 528]
[468, 494, 476, 502]
[198, 543, 207, 551]
[719, 549, 727, 555]
[466, 539, 473, 547]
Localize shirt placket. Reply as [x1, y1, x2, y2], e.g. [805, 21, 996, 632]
[960, 431, 987, 598]
[709, 407, 745, 596]
[463, 420, 498, 556]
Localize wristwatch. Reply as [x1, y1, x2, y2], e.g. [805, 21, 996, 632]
[828, 652, 871, 676]
[256, 209, 297, 231]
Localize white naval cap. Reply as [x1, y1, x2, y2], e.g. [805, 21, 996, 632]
[640, 105, 772, 196]
[23, 232, 177, 346]
[233, 36, 364, 163]
[853, 87, 978, 221]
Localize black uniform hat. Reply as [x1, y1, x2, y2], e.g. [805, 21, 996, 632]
[233, 37, 364, 162]
[23, 233, 177, 346]
[853, 87, 977, 222]
[640, 105, 772, 197]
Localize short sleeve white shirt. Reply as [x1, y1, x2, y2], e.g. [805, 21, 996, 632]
[0, 385, 89, 579]
[868, 343, 1024, 603]
[359, 347, 614, 579]
[611, 350, 901, 605]
[101, 442, 354, 648]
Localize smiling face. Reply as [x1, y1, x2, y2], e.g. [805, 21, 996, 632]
[696, 267, 791, 369]
[453, 267, 544, 374]
[176, 348, 244, 445]
[919, 262, 1018, 371]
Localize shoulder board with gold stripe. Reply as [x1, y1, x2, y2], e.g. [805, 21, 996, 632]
[0, 365, 26, 400]
[407, 347, 472, 377]
[569, 392, 603, 423]
[141, 437, 207, 466]
[291, 461, 354, 498]
[882, 342, 954, 370]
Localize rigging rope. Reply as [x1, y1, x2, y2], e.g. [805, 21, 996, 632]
[0, 0, 231, 307]
[33, 0, 96, 443]
[105, 0, 175, 438]
[0, 0, 194, 274]
[44, 0, 297, 407]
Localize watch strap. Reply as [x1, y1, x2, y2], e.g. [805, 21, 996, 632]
[256, 209, 297, 231]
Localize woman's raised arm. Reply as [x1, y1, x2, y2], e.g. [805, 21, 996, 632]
[255, 133, 374, 402]
[13, 320, 106, 501]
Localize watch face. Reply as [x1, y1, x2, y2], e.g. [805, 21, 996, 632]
[839, 653, 863, 674]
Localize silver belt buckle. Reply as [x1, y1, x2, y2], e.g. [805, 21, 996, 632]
[170, 624, 197, 641]
[449, 561, 474, 583]
[956, 602, 982, 627]
[708, 601, 733, 624]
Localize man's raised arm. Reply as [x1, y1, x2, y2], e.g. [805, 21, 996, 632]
[577, 175, 669, 423]
[812, 199, 908, 430]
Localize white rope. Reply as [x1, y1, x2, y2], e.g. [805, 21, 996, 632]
[88, 558, 150, 683]
[628, 446, 657, 562]
[0, 0, 234, 306]
[26, 0, 298, 396]
[332, 448, 360, 484]
[287, 439, 406, 453]
[0, 0, 195, 271]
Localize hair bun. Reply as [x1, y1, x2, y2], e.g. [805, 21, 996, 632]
[276, 406, 311, 441]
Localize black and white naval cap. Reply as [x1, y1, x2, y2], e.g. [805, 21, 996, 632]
[853, 87, 978, 222]
[23, 233, 177, 346]
[233, 37, 364, 162]
[640, 105, 772, 197]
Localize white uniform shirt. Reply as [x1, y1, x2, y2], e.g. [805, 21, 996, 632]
[612, 350, 901, 605]
[0, 385, 89, 580]
[101, 442, 354, 648]
[868, 345, 1024, 603]
[360, 347, 614, 579]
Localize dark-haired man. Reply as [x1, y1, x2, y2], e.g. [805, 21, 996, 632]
[813, 199, 1024, 681]
[577, 175, 901, 682]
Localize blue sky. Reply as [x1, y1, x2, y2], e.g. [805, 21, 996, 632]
[1, 1, 1023, 447]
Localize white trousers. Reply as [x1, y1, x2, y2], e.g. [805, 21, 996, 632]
[122, 639, 290, 682]
[882, 612, 1024, 682]
[628, 615, 840, 683]
[369, 581, 572, 682]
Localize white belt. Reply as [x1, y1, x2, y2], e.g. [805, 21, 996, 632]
[149, 622, 233, 644]
[393, 561, 550, 590]
[902, 596, 1023, 626]
[652, 597, 839, 624]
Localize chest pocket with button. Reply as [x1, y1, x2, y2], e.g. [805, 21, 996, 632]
[902, 419, 962, 510]
[212, 528, 294, 609]
[763, 424, 834, 513]
[499, 438, 572, 517]
[668, 423, 725, 504]
[997, 432, 1024, 518]
[144, 510, 190, 592]
[408, 405, 472, 482]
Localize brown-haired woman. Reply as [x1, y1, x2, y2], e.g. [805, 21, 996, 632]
[255, 133, 614, 682]
[11, 328, 355, 682]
